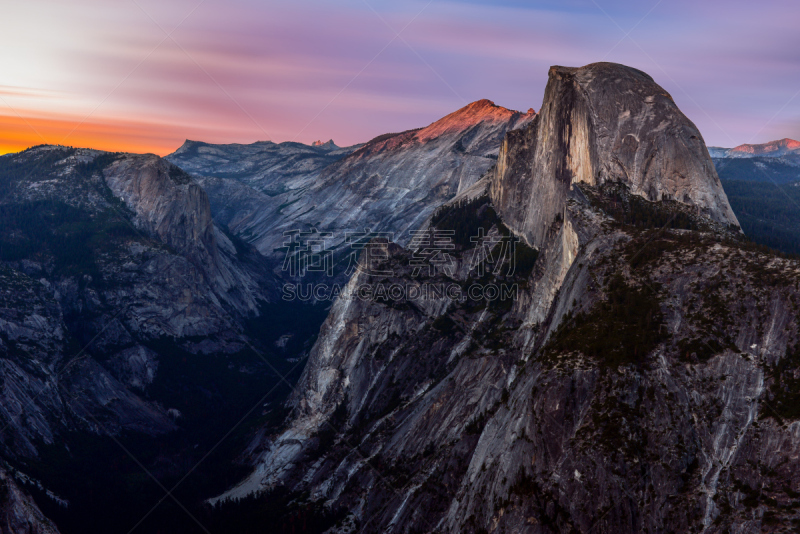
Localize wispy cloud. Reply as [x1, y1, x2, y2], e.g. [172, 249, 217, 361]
[1, 0, 798, 155]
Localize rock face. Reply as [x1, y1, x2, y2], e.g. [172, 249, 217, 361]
[103, 154, 267, 315]
[0, 467, 60, 534]
[0, 146, 276, 458]
[491, 63, 738, 248]
[312, 139, 338, 150]
[104, 155, 216, 260]
[168, 100, 535, 261]
[215, 64, 800, 533]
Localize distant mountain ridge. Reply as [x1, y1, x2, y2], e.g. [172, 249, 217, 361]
[168, 138, 358, 194]
[167, 99, 536, 264]
[710, 138, 800, 159]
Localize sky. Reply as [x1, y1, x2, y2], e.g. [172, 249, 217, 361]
[1, 0, 799, 156]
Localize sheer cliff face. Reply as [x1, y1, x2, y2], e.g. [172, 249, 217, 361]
[104, 155, 216, 263]
[491, 62, 738, 248]
[103, 154, 268, 315]
[217, 64, 800, 533]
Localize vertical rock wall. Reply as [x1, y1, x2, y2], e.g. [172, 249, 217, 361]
[491, 62, 739, 251]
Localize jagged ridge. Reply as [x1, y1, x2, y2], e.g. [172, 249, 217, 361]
[168, 100, 536, 265]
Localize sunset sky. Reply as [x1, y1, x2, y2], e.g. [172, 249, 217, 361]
[1, 0, 799, 156]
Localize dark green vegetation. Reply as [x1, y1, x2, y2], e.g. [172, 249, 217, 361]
[710, 155, 800, 256]
[545, 275, 666, 368]
[431, 195, 502, 247]
[582, 182, 700, 231]
[768, 343, 800, 422]
[204, 488, 347, 534]
[0, 146, 76, 199]
[220, 224, 252, 258]
[0, 150, 135, 279]
[74, 151, 122, 178]
[721, 179, 800, 256]
[714, 157, 800, 184]
[0, 200, 137, 279]
[622, 229, 703, 270]
[431, 194, 538, 275]
[513, 240, 539, 278]
[167, 162, 193, 184]
[245, 300, 331, 360]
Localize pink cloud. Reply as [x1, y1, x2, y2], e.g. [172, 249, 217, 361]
[1, 0, 798, 154]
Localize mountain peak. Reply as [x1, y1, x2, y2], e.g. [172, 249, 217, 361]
[466, 98, 498, 110]
[171, 139, 206, 156]
[416, 99, 535, 142]
[780, 137, 800, 147]
[311, 139, 338, 150]
[491, 61, 738, 247]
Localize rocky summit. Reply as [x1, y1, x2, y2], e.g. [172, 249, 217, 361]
[211, 64, 800, 534]
[491, 63, 738, 249]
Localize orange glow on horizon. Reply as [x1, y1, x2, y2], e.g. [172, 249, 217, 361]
[0, 113, 197, 156]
